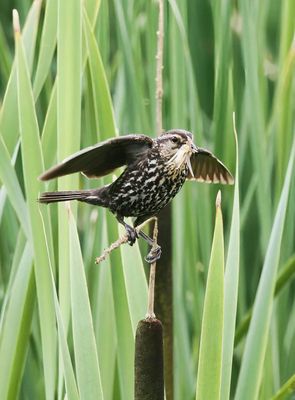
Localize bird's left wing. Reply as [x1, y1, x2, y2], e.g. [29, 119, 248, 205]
[39, 134, 153, 181]
[187, 148, 234, 184]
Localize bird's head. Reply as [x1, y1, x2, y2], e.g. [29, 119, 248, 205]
[156, 129, 197, 175]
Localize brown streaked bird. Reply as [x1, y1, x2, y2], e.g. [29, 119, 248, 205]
[39, 129, 234, 263]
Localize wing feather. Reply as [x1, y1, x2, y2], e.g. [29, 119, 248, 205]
[187, 148, 234, 185]
[39, 134, 153, 181]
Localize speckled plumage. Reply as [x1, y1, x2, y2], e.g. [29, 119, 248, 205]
[106, 146, 188, 223]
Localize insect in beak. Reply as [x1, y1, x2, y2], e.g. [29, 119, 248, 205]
[183, 139, 196, 176]
[186, 153, 194, 176]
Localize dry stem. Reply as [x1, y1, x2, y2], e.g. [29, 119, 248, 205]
[144, 0, 164, 320]
[95, 235, 128, 264]
[146, 219, 159, 319]
[155, 0, 164, 136]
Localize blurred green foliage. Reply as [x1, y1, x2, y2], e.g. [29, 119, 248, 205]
[0, 1, 294, 399]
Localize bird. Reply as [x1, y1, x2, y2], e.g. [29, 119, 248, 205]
[38, 129, 234, 263]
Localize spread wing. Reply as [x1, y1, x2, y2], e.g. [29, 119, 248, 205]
[187, 148, 234, 184]
[39, 134, 153, 181]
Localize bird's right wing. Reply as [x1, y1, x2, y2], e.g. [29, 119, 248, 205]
[187, 148, 234, 184]
[39, 134, 153, 181]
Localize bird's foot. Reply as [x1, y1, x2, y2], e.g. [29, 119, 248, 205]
[145, 245, 162, 264]
[125, 225, 139, 246]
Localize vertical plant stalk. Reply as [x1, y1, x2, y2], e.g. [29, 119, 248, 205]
[154, 0, 174, 399]
[155, 204, 173, 399]
[147, 218, 159, 318]
[155, 0, 164, 135]
[134, 219, 164, 399]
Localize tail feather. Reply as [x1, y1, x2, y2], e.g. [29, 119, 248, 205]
[38, 190, 91, 204]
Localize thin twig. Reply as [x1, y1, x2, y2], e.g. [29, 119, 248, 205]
[146, 219, 159, 319]
[95, 235, 128, 264]
[155, 0, 164, 136]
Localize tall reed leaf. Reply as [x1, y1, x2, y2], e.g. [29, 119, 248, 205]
[38, 209, 79, 400]
[83, 9, 117, 136]
[239, 0, 271, 250]
[0, 137, 29, 236]
[69, 207, 103, 399]
[56, 0, 81, 340]
[14, 10, 56, 399]
[221, 118, 240, 399]
[0, 244, 34, 399]
[196, 191, 224, 400]
[33, 0, 57, 98]
[118, 221, 147, 332]
[0, 0, 42, 154]
[50, 269, 80, 400]
[235, 140, 295, 400]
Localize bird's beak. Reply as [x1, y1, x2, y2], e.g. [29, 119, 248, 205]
[190, 141, 198, 153]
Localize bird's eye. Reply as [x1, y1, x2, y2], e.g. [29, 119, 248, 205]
[171, 137, 179, 144]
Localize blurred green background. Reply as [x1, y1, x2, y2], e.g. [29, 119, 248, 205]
[0, 0, 294, 399]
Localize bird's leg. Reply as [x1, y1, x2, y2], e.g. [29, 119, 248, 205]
[137, 230, 161, 263]
[134, 217, 162, 264]
[116, 215, 162, 262]
[116, 215, 138, 246]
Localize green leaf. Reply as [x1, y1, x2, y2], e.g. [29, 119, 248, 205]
[0, 0, 42, 154]
[69, 207, 104, 399]
[221, 118, 240, 399]
[15, 17, 57, 400]
[93, 224, 117, 400]
[196, 191, 224, 400]
[33, 0, 57, 99]
[235, 255, 295, 346]
[239, 0, 271, 250]
[271, 373, 295, 400]
[52, 276, 80, 400]
[38, 208, 79, 400]
[55, 1, 82, 368]
[235, 140, 295, 400]
[41, 83, 57, 170]
[0, 244, 34, 400]
[83, 9, 117, 136]
[107, 218, 135, 400]
[0, 137, 29, 237]
[118, 220, 148, 332]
